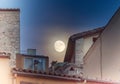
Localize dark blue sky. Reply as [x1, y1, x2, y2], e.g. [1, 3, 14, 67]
[0, 0, 120, 62]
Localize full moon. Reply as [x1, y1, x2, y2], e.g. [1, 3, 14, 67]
[54, 40, 65, 52]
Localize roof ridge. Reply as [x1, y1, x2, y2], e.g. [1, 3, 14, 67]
[70, 27, 104, 40]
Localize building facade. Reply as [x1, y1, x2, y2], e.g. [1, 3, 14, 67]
[0, 9, 20, 67]
[2, 7, 120, 84]
[0, 9, 20, 84]
[64, 28, 104, 65]
[83, 7, 120, 83]
[64, 7, 120, 83]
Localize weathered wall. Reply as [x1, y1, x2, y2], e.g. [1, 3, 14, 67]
[75, 35, 98, 65]
[75, 38, 84, 65]
[0, 10, 20, 67]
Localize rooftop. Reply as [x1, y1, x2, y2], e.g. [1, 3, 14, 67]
[12, 68, 116, 84]
[12, 68, 82, 81]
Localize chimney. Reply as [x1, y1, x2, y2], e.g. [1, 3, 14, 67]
[27, 49, 36, 55]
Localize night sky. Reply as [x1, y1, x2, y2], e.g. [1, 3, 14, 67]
[0, 0, 120, 63]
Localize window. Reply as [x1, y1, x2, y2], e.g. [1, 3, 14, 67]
[24, 58, 34, 70]
[34, 58, 46, 71]
[24, 58, 46, 71]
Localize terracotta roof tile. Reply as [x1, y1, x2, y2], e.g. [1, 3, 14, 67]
[12, 68, 117, 83]
[12, 68, 82, 81]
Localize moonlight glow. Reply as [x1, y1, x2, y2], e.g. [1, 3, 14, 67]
[54, 40, 65, 52]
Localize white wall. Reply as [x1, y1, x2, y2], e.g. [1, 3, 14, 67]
[83, 38, 101, 79]
[0, 58, 12, 84]
[83, 8, 120, 82]
[101, 9, 120, 82]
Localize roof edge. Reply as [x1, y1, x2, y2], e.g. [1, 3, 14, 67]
[0, 8, 20, 11]
[16, 53, 49, 58]
[12, 68, 82, 81]
[70, 27, 104, 40]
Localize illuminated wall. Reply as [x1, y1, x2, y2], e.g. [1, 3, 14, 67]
[83, 8, 120, 82]
[0, 57, 12, 84]
[83, 38, 101, 79]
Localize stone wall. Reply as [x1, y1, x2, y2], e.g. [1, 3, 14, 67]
[75, 35, 99, 66]
[0, 9, 20, 67]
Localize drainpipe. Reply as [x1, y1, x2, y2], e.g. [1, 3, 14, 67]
[100, 36, 103, 79]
